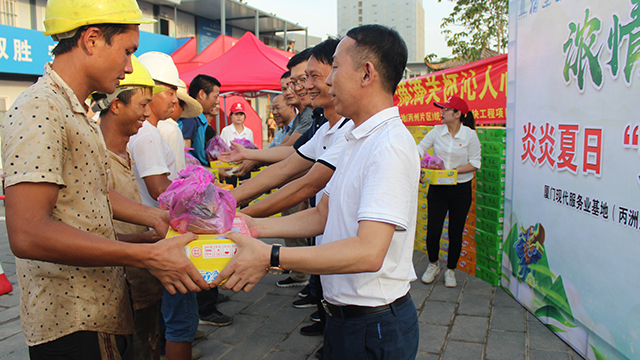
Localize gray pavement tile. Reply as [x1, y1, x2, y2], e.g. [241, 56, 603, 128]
[208, 313, 268, 345]
[257, 305, 313, 334]
[449, 315, 489, 343]
[0, 331, 26, 359]
[411, 279, 435, 295]
[490, 306, 526, 332]
[413, 251, 428, 267]
[418, 300, 456, 325]
[192, 340, 233, 360]
[458, 294, 491, 316]
[493, 287, 521, 307]
[263, 350, 308, 360]
[227, 283, 271, 303]
[410, 288, 430, 310]
[463, 274, 495, 296]
[0, 306, 19, 324]
[215, 300, 252, 318]
[418, 323, 448, 354]
[528, 319, 572, 352]
[0, 318, 21, 341]
[442, 340, 484, 360]
[276, 324, 323, 354]
[427, 280, 463, 303]
[219, 331, 285, 360]
[486, 330, 525, 360]
[0, 293, 19, 308]
[415, 352, 440, 360]
[242, 294, 292, 317]
[530, 349, 571, 360]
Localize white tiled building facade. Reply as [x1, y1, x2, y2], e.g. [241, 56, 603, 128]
[337, 0, 425, 62]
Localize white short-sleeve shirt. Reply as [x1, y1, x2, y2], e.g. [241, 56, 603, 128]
[220, 123, 254, 147]
[322, 107, 420, 307]
[296, 117, 353, 243]
[128, 120, 178, 208]
[157, 118, 186, 171]
[416, 124, 481, 183]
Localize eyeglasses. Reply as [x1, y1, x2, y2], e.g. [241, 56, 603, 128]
[287, 76, 308, 91]
[441, 107, 456, 113]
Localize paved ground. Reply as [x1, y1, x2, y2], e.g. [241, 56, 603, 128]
[0, 215, 585, 360]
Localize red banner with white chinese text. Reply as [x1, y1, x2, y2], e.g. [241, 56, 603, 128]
[394, 54, 508, 126]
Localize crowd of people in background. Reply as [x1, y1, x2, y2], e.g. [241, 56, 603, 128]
[0, 0, 482, 359]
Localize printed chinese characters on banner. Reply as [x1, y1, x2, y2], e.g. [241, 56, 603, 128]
[394, 54, 507, 126]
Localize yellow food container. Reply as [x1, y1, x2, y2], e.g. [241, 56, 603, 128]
[210, 160, 236, 168]
[421, 169, 458, 185]
[166, 217, 250, 283]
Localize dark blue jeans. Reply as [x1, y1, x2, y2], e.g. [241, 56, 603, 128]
[323, 295, 419, 360]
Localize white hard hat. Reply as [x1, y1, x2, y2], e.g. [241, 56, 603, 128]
[137, 51, 185, 89]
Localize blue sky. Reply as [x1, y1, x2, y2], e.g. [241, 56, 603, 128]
[243, 0, 457, 58]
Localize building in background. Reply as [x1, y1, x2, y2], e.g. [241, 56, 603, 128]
[0, 0, 309, 139]
[337, 0, 425, 62]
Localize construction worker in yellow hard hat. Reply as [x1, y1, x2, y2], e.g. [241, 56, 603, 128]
[1, 0, 210, 357]
[96, 55, 168, 360]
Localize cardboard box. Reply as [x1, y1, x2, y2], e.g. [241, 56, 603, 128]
[481, 141, 507, 156]
[476, 205, 505, 224]
[457, 260, 476, 275]
[476, 192, 505, 210]
[170, 217, 251, 283]
[475, 218, 504, 236]
[475, 229, 504, 249]
[461, 237, 476, 252]
[477, 245, 502, 262]
[476, 169, 506, 184]
[210, 160, 236, 168]
[421, 169, 458, 185]
[476, 180, 505, 197]
[476, 127, 506, 143]
[481, 155, 507, 171]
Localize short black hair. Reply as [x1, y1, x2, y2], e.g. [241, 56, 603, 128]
[189, 74, 221, 99]
[345, 25, 408, 94]
[286, 48, 312, 70]
[281, 70, 291, 79]
[309, 38, 340, 66]
[51, 24, 133, 56]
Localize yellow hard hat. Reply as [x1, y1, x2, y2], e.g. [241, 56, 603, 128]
[120, 55, 164, 93]
[43, 0, 156, 40]
[91, 55, 163, 112]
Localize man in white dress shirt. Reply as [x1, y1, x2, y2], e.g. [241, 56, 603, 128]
[213, 25, 420, 360]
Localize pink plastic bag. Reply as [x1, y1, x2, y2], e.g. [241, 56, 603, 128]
[420, 154, 445, 170]
[206, 136, 230, 161]
[231, 138, 258, 150]
[184, 148, 201, 166]
[158, 166, 237, 234]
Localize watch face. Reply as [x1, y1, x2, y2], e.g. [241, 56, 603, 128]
[267, 267, 284, 275]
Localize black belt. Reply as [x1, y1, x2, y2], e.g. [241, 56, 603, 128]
[322, 293, 411, 318]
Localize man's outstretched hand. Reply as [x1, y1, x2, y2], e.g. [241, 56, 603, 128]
[211, 231, 271, 293]
[145, 232, 212, 294]
[219, 141, 247, 163]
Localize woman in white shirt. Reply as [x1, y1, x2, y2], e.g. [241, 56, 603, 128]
[417, 95, 481, 288]
[219, 102, 254, 147]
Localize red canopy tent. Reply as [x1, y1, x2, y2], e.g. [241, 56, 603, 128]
[218, 95, 264, 149]
[179, 32, 290, 93]
[170, 38, 197, 63]
[174, 35, 241, 74]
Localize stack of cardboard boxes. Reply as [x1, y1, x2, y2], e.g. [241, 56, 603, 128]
[408, 125, 506, 286]
[474, 127, 507, 286]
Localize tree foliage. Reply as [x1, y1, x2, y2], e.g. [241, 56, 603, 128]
[439, 0, 509, 61]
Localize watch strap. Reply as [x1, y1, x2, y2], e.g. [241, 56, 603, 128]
[270, 245, 281, 268]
